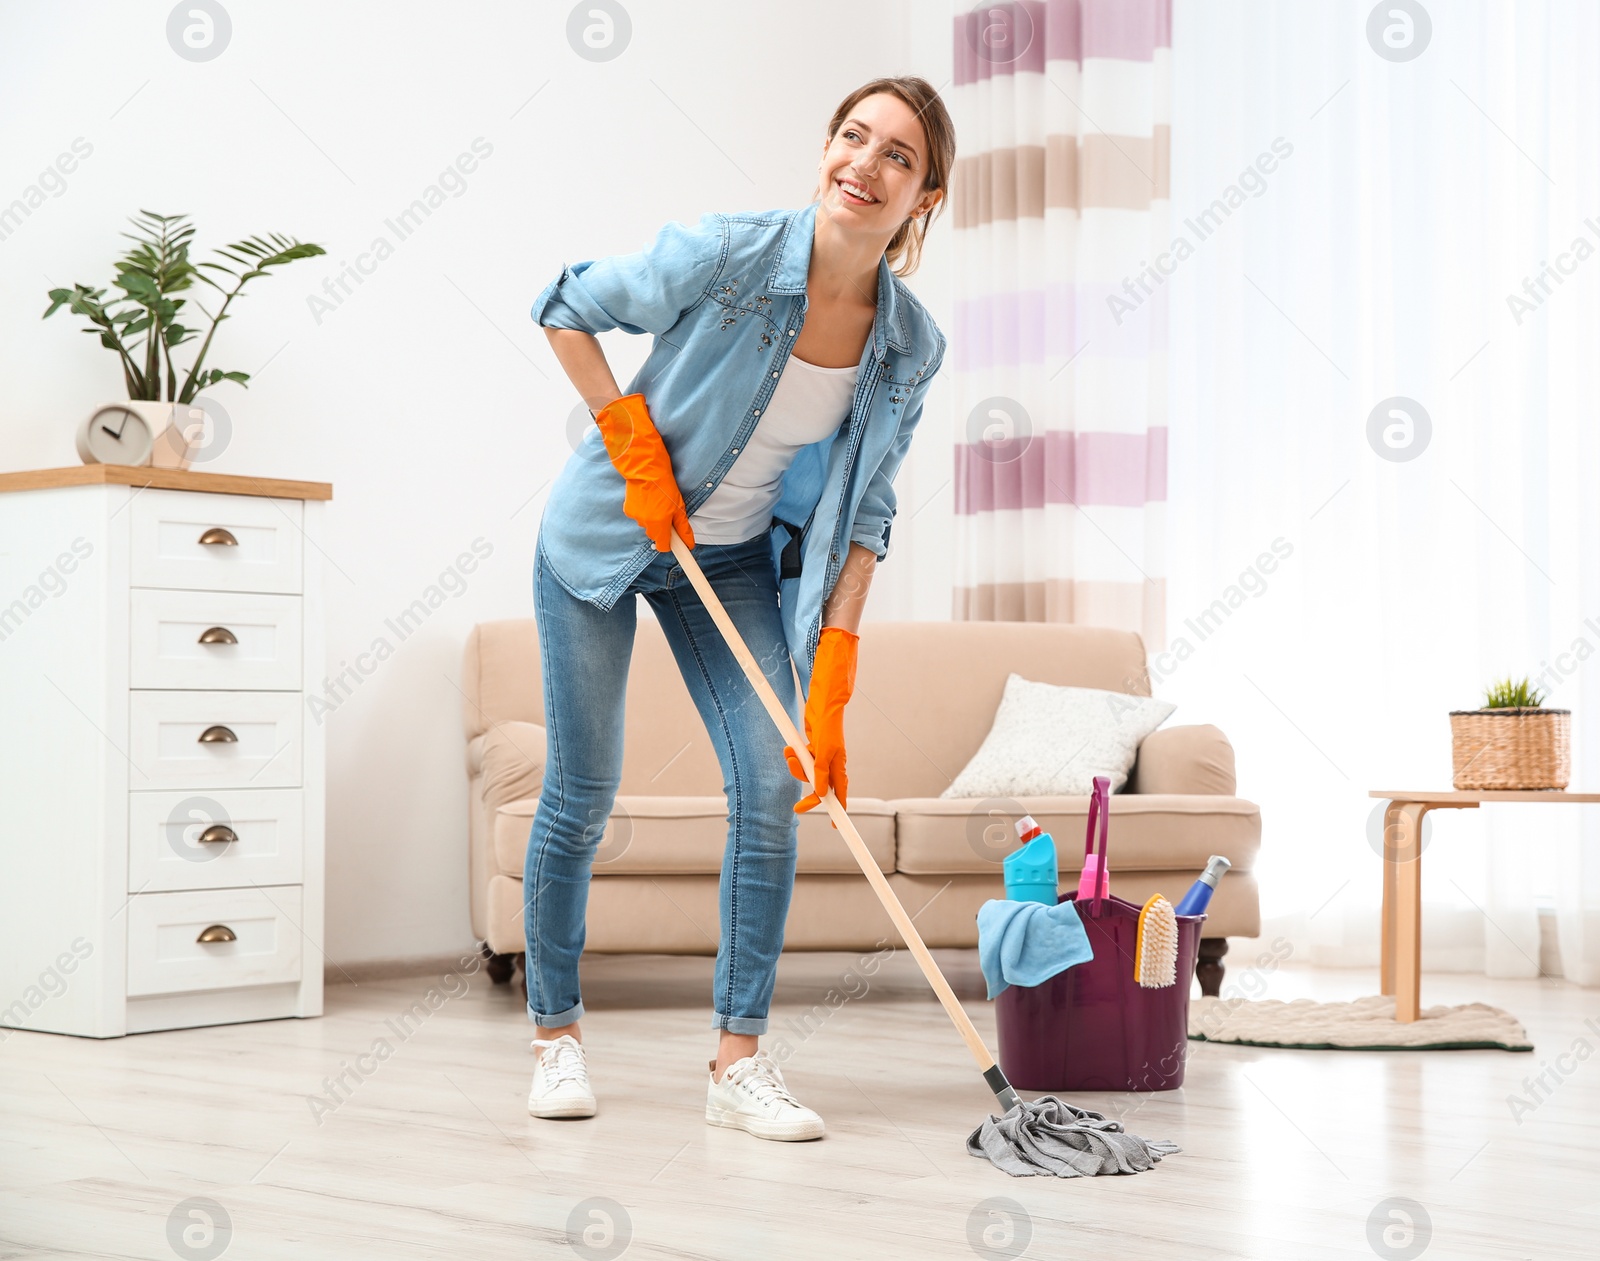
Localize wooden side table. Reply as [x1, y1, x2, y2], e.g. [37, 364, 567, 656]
[1370, 789, 1600, 1022]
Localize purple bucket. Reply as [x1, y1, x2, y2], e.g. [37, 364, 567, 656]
[995, 892, 1204, 1091]
[993, 776, 1206, 1092]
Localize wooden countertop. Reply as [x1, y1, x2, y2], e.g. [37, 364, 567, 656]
[0, 466, 332, 501]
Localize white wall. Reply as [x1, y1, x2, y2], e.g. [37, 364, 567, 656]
[0, 0, 959, 967]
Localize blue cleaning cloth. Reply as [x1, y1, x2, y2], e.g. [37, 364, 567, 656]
[977, 898, 1095, 1000]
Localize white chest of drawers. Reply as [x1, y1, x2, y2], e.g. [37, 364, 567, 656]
[0, 467, 330, 1037]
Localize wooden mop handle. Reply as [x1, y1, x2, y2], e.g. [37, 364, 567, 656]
[668, 527, 999, 1075]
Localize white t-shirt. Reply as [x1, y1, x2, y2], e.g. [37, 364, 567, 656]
[687, 355, 858, 545]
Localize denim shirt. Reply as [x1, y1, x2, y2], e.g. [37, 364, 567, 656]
[530, 201, 947, 694]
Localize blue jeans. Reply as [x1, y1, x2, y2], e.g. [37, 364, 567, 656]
[524, 530, 802, 1035]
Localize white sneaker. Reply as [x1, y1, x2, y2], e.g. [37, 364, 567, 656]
[705, 1050, 825, 1141]
[528, 1034, 596, 1118]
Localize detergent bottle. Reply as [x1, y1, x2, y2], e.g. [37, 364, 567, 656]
[1003, 815, 1059, 905]
[1174, 855, 1232, 916]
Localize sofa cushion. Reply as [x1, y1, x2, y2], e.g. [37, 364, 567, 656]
[1126, 724, 1237, 795]
[485, 871, 908, 954]
[493, 794, 896, 877]
[939, 674, 1176, 798]
[880, 870, 1263, 946]
[465, 617, 762, 798]
[470, 721, 547, 813]
[484, 868, 1264, 955]
[465, 618, 1162, 802]
[891, 794, 1261, 876]
[844, 621, 1154, 800]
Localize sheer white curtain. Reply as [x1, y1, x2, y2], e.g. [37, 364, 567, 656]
[1166, 0, 1600, 985]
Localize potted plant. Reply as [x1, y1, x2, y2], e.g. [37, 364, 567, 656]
[1450, 676, 1570, 790]
[43, 209, 324, 470]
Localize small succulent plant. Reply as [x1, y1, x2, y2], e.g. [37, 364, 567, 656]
[1481, 676, 1545, 709]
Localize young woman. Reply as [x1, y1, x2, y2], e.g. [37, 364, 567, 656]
[524, 76, 954, 1142]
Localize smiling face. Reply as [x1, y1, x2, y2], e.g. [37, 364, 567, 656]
[816, 91, 942, 237]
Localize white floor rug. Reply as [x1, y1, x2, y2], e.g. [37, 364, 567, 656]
[1188, 993, 1533, 1051]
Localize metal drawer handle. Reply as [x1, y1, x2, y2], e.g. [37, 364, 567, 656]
[198, 825, 238, 845]
[198, 527, 239, 546]
[196, 924, 236, 944]
[197, 626, 238, 645]
[198, 725, 238, 743]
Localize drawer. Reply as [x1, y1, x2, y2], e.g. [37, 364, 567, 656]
[130, 690, 303, 789]
[130, 489, 302, 594]
[129, 788, 305, 892]
[131, 589, 303, 691]
[126, 885, 304, 997]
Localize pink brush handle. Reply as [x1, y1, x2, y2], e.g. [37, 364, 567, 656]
[1076, 854, 1109, 902]
[1079, 775, 1112, 914]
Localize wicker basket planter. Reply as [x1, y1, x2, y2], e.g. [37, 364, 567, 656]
[1449, 707, 1571, 790]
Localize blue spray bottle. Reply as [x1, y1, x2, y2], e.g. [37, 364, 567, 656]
[1175, 855, 1232, 916]
[1003, 815, 1059, 905]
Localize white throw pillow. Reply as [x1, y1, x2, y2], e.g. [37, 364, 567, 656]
[939, 673, 1176, 799]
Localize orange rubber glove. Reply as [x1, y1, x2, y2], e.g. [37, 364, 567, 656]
[592, 393, 694, 552]
[784, 626, 858, 824]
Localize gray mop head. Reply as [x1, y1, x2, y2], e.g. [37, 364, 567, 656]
[967, 1095, 1181, 1178]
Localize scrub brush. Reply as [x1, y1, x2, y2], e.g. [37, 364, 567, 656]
[1133, 894, 1178, 988]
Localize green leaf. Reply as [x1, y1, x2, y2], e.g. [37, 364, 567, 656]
[263, 242, 326, 265]
[118, 274, 161, 301]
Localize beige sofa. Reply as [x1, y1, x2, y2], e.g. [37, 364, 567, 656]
[462, 618, 1261, 995]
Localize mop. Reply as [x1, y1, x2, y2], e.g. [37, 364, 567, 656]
[668, 527, 1181, 1178]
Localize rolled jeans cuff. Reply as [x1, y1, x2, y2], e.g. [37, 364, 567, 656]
[713, 1013, 769, 1036]
[529, 998, 585, 1028]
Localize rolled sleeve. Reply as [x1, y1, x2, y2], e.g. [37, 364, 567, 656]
[531, 212, 727, 337]
[849, 342, 945, 560]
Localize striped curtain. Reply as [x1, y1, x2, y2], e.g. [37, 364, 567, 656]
[950, 0, 1171, 650]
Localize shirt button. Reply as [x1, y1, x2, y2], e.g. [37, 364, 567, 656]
[705, 482, 712, 488]
[771, 371, 779, 378]
[731, 447, 739, 453]
[788, 329, 796, 336]
[753, 409, 761, 416]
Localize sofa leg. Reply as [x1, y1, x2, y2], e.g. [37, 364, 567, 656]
[1196, 937, 1228, 997]
[482, 941, 518, 986]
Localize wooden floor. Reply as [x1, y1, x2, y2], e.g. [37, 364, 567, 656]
[2, 951, 1595, 1259]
